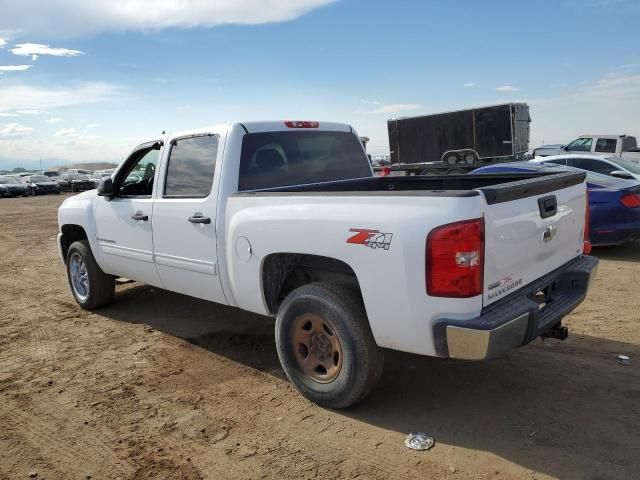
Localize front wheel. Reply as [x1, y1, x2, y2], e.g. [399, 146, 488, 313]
[66, 240, 115, 310]
[275, 282, 384, 409]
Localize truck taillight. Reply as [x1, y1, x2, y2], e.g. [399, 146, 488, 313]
[620, 192, 640, 208]
[583, 191, 592, 255]
[426, 218, 484, 298]
[284, 121, 319, 128]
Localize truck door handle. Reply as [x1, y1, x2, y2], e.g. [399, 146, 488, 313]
[131, 212, 149, 221]
[188, 214, 211, 224]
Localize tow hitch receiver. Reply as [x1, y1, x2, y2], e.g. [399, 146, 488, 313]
[542, 324, 569, 341]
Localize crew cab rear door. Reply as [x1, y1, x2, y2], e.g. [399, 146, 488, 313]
[479, 173, 587, 306]
[151, 132, 227, 304]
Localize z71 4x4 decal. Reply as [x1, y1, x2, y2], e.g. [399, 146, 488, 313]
[347, 228, 393, 250]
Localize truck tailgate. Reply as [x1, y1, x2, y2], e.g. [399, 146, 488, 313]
[479, 172, 587, 306]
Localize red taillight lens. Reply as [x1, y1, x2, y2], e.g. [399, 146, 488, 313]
[583, 190, 592, 255]
[379, 166, 391, 177]
[284, 121, 319, 128]
[426, 218, 484, 298]
[620, 192, 640, 208]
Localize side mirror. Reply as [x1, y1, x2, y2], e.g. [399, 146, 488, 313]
[562, 145, 569, 151]
[610, 170, 634, 180]
[97, 177, 115, 197]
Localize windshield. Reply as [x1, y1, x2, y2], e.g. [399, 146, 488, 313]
[30, 175, 49, 182]
[567, 137, 593, 151]
[0, 176, 20, 183]
[44, 172, 60, 177]
[607, 156, 640, 175]
[238, 130, 372, 191]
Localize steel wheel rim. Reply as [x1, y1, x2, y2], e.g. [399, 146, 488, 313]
[291, 313, 343, 383]
[69, 253, 89, 301]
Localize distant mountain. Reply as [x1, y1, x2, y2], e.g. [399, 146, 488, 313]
[0, 156, 116, 173]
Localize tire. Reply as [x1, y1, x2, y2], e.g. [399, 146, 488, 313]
[275, 282, 384, 409]
[66, 240, 115, 310]
[463, 151, 476, 165]
[444, 152, 459, 165]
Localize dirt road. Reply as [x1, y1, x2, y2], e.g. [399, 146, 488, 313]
[1, 194, 639, 480]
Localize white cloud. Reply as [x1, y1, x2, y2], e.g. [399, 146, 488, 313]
[0, 0, 337, 36]
[0, 38, 6, 48]
[463, 82, 476, 88]
[365, 103, 423, 115]
[495, 85, 519, 92]
[86, 123, 98, 129]
[0, 64, 32, 72]
[47, 117, 64, 123]
[54, 127, 78, 137]
[11, 43, 83, 61]
[0, 123, 33, 139]
[16, 109, 47, 115]
[0, 82, 118, 114]
[176, 106, 191, 111]
[0, 112, 19, 117]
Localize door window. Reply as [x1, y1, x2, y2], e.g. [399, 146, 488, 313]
[595, 138, 617, 153]
[118, 148, 159, 196]
[566, 137, 593, 152]
[164, 135, 219, 197]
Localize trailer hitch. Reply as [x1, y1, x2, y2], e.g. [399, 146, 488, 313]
[541, 324, 569, 341]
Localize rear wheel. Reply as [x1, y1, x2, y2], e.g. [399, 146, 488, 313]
[66, 240, 115, 310]
[275, 282, 384, 409]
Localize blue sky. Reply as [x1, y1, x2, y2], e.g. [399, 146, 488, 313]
[0, 0, 639, 165]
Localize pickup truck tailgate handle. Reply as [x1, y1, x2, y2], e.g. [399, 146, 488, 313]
[188, 215, 211, 225]
[538, 195, 557, 219]
[131, 212, 149, 221]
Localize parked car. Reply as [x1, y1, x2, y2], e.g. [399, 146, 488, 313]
[473, 162, 640, 246]
[26, 174, 61, 194]
[57, 120, 597, 408]
[56, 173, 96, 192]
[534, 135, 640, 162]
[0, 176, 31, 197]
[530, 154, 640, 182]
[43, 171, 61, 179]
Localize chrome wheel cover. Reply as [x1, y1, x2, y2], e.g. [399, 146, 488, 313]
[69, 252, 90, 301]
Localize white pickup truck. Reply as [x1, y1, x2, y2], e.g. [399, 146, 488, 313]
[534, 134, 640, 162]
[57, 121, 598, 408]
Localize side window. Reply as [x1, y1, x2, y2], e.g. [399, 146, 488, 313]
[570, 158, 616, 175]
[164, 135, 219, 197]
[595, 138, 617, 154]
[119, 148, 159, 196]
[566, 137, 593, 152]
[546, 159, 567, 166]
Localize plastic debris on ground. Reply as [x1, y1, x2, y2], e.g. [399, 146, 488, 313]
[618, 355, 630, 365]
[404, 432, 435, 451]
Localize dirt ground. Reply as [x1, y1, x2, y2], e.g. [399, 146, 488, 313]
[1, 194, 639, 480]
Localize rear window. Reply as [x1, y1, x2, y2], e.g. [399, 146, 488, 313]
[238, 131, 371, 191]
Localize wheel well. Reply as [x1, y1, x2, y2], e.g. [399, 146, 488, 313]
[262, 253, 361, 314]
[60, 224, 88, 262]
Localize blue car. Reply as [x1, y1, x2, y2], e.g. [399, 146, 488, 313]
[473, 162, 640, 246]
